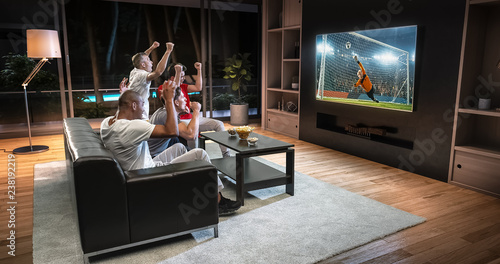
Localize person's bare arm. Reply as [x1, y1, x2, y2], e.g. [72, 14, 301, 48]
[173, 64, 182, 88]
[147, 42, 174, 82]
[178, 102, 200, 140]
[187, 62, 202, 93]
[150, 80, 179, 138]
[144, 41, 160, 56]
[119, 77, 129, 94]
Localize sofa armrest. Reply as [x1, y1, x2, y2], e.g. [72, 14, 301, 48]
[124, 160, 219, 242]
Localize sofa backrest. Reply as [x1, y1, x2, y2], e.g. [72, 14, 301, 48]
[63, 117, 131, 253]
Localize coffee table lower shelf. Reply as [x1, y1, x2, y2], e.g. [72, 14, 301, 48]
[211, 157, 293, 194]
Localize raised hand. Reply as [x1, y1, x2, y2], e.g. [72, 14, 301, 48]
[190, 101, 201, 113]
[166, 42, 174, 53]
[119, 77, 129, 94]
[162, 80, 176, 101]
[194, 62, 202, 71]
[175, 64, 182, 72]
[152, 41, 160, 49]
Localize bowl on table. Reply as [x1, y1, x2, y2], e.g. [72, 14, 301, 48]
[247, 137, 259, 145]
[234, 126, 254, 140]
[227, 128, 237, 136]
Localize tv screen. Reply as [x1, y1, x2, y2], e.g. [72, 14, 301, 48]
[315, 25, 417, 112]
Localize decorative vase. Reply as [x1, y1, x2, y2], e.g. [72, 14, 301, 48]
[230, 103, 249, 126]
[478, 98, 491, 110]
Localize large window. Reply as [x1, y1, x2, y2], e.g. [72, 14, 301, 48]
[0, 0, 63, 125]
[209, 1, 261, 118]
[64, 0, 261, 119]
[0, 0, 261, 128]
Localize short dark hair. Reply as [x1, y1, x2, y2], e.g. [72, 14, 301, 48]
[174, 86, 182, 101]
[119, 90, 141, 109]
[132, 52, 147, 68]
[167, 63, 187, 79]
[159, 86, 182, 105]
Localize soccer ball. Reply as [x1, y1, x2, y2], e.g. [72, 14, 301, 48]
[346, 42, 351, 49]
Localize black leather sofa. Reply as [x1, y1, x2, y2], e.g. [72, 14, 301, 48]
[63, 117, 219, 263]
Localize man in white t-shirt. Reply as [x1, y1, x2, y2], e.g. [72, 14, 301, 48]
[128, 41, 174, 120]
[101, 80, 240, 215]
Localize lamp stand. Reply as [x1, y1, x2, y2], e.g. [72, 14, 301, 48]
[13, 58, 50, 154]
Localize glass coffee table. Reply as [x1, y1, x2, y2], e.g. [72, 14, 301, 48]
[200, 131, 294, 206]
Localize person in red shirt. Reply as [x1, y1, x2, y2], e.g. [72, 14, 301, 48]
[158, 62, 230, 157]
[354, 56, 379, 103]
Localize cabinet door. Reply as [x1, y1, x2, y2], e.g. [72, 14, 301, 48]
[267, 112, 299, 138]
[284, 0, 302, 27]
[453, 151, 500, 196]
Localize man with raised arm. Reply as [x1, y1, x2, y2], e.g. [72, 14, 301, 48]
[128, 41, 175, 119]
[156, 62, 231, 157]
[101, 79, 241, 215]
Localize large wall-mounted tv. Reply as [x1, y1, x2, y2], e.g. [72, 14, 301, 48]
[315, 25, 417, 112]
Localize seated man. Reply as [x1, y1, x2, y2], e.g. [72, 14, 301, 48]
[101, 80, 240, 215]
[148, 65, 198, 157]
[148, 84, 200, 157]
[161, 62, 230, 157]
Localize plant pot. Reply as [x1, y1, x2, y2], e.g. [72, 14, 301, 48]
[230, 103, 249, 126]
[478, 98, 491, 110]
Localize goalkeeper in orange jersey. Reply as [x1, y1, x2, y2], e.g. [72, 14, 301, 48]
[354, 56, 379, 103]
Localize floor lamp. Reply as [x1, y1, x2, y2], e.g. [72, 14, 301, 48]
[13, 29, 61, 154]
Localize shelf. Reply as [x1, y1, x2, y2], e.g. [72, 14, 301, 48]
[267, 88, 299, 94]
[458, 108, 500, 117]
[448, 0, 500, 197]
[283, 25, 301, 30]
[454, 145, 500, 159]
[267, 108, 298, 117]
[268, 28, 283, 33]
[470, 0, 500, 5]
[264, 0, 301, 139]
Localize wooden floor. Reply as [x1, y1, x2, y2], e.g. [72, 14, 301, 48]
[1, 123, 500, 264]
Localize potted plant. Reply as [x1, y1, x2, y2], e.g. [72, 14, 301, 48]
[222, 53, 253, 125]
[477, 86, 491, 110]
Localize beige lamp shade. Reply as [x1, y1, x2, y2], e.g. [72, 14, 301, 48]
[26, 29, 61, 59]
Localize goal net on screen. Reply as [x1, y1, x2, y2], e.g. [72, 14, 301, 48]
[316, 32, 411, 104]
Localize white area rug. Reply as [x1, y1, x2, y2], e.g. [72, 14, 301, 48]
[33, 156, 425, 264]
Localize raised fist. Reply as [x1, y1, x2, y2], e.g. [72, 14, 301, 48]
[152, 41, 160, 49]
[174, 64, 183, 72]
[190, 101, 201, 112]
[194, 62, 202, 71]
[166, 42, 174, 52]
[162, 80, 175, 101]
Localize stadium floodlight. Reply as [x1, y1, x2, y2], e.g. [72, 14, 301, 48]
[317, 43, 334, 55]
[374, 53, 398, 63]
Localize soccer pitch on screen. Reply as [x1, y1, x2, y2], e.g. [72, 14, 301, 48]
[319, 97, 413, 111]
[315, 25, 417, 112]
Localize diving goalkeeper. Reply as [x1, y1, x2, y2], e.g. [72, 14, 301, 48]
[354, 56, 379, 103]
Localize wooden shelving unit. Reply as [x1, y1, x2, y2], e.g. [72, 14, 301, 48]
[262, 0, 302, 138]
[448, 0, 500, 197]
